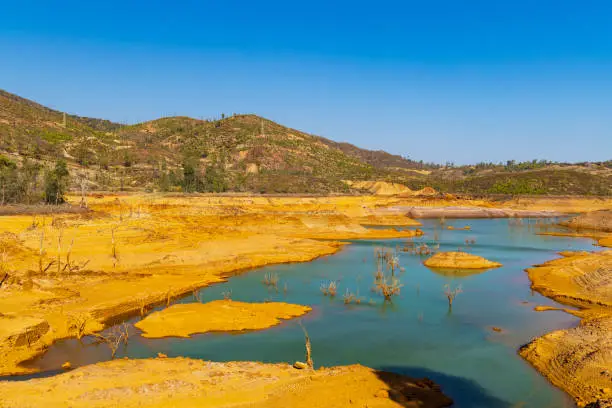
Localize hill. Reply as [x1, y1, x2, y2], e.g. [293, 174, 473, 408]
[0, 88, 610, 196]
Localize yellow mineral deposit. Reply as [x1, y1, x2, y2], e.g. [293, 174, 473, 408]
[423, 252, 502, 269]
[135, 300, 311, 338]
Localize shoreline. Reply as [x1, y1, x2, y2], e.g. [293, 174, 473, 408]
[0, 241, 347, 376]
[402, 206, 565, 219]
[1, 194, 611, 406]
[0, 358, 454, 407]
[519, 233, 611, 407]
[1, 194, 429, 376]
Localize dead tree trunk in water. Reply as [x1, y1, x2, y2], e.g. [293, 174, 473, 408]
[299, 321, 313, 370]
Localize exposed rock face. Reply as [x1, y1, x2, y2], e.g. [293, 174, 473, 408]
[521, 250, 612, 407]
[423, 252, 502, 269]
[0, 358, 454, 408]
[345, 180, 414, 196]
[135, 300, 311, 338]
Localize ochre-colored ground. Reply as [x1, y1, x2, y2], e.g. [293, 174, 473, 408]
[423, 252, 502, 269]
[1, 194, 612, 406]
[0, 194, 429, 375]
[561, 209, 612, 232]
[521, 249, 612, 407]
[500, 196, 612, 213]
[0, 358, 453, 408]
[135, 300, 311, 338]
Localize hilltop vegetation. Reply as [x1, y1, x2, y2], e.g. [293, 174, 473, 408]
[0, 88, 610, 198]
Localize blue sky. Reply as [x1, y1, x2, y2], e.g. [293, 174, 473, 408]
[1, 1, 611, 164]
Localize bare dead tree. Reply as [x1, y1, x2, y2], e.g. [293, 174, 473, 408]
[110, 225, 119, 267]
[374, 273, 403, 302]
[61, 238, 90, 273]
[263, 272, 279, 292]
[444, 284, 463, 309]
[56, 228, 63, 275]
[320, 280, 338, 297]
[221, 289, 232, 300]
[298, 321, 313, 370]
[68, 313, 90, 340]
[38, 231, 55, 274]
[138, 297, 148, 316]
[78, 173, 88, 209]
[93, 324, 129, 359]
[166, 289, 173, 306]
[0, 250, 10, 287]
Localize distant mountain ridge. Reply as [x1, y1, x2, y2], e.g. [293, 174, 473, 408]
[1, 88, 610, 195]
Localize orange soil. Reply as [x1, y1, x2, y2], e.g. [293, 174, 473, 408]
[423, 252, 502, 269]
[135, 300, 311, 338]
[520, 249, 612, 407]
[0, 358, 453, 408]
[0, 194, 424, 375]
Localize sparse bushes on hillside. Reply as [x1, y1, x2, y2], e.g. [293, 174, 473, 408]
[488, 178, 546, 195]
[0, 156, 50, 205]
[44, 160, 70, 204]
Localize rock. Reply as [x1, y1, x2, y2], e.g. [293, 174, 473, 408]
[293, 361, 307, 370]
[534, 305, 561, 312]
[246, 163, 259, 174]
[374, 389, 389, 398]
[157, 352, 168, 359]
[61, 362, 71, 370]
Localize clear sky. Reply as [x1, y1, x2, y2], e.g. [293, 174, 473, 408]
[1, 1, 611, 164]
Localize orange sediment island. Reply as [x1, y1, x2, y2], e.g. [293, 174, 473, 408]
[135, 300, 311, 338]
[0, 358, 453, 408]
[423, 252, 502, 269]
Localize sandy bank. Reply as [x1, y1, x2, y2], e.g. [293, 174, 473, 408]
[423, 252, 502, 269]
[0, 357, 453, 408]
[520, 250, 612, 406]
[135, 300, 311, 339]
[562, 209, 612, 233]
[526, 251, 612, 309]
[403, 206, 562, 219]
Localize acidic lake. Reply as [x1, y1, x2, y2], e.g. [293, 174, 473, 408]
[18, 218, 598, 408]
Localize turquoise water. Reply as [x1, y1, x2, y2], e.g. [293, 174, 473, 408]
[21, 219, 597, 407]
